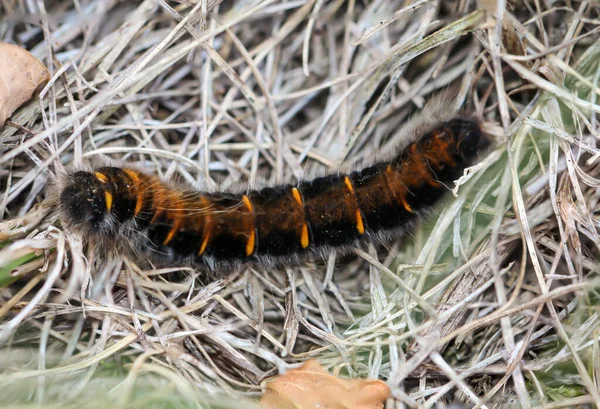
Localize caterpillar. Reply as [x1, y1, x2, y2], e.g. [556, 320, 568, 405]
[58, 117, 487, 271]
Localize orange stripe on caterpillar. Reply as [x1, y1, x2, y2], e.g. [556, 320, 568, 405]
[343, 176, 364, 235]
[94, 171, 113, 213]
[292, 187, 302, 206]
[290, 187, 310, 248]
[123, 169, 143, 216]
[150, 181, 167, 223]
[162, 190, 185, 245]
[242, 195, 255, 256]
[198, 196, 212, 256]
[300, 222, 310, 249]
[163, 218, 180, 245]
[385, 164, 413, 213]
[344, 176, 354, 193]
[94, 172, 108, 184]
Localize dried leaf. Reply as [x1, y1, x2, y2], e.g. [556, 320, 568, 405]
[260, 360, 390, 409]
[0, 42, 50, 126]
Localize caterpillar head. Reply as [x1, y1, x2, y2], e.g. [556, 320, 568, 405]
[60, 171, 108, 232]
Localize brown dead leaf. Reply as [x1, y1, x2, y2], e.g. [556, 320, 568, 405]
[260, 360, 390, 409]
[0, 42, 50, 126]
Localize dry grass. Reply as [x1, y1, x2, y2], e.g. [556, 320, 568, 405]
[1, 1, 600, 408]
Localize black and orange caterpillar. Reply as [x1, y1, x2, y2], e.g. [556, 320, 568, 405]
[59, 117, 486, 271]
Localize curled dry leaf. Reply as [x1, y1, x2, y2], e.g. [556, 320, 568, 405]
[0, 42, 50, 126]
[260, 360, 390, 409]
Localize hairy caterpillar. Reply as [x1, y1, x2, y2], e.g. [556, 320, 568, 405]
[58, 117, 487, 271]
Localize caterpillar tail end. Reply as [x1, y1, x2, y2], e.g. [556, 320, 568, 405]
[449, 117, 490, 163]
